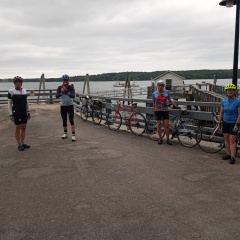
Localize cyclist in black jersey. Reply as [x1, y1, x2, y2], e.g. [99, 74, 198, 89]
[8, 76, 31, 151]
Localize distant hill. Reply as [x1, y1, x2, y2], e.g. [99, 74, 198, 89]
[0, 69, 237, 82]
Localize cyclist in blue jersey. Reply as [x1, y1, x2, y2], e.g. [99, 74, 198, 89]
[218, 83, 240, 164]
[56, 74, 76, 141]
[8, 76, 31, 151]
[152, 80, 180, 145]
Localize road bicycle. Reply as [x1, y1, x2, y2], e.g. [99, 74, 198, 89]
[147, 110, 200, 148]
[80, 96, 102, 125]
[106, 101, 146, 136]
[195, 113, 225, 153]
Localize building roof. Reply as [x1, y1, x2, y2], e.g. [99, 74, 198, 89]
[153, 70, 185, 80]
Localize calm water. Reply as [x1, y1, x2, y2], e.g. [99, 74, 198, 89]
[0, 79, 232, 92]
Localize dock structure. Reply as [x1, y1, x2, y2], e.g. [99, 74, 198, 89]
[1, 104, 240, 239]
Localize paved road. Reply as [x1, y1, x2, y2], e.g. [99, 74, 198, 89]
[0, 104, 240, 240]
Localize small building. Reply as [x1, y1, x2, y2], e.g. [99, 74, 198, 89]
[153, 70, 185, 90]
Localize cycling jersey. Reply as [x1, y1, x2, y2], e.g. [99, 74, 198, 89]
[8, 87, 29, 116]
[56, 84, 75, 106]
[152, 90, 171, 111]
[221, 96, 240, 123]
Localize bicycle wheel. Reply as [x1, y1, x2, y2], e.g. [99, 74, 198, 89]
[129, 113, 146, 136]
[92, 105, 102, 125]
[107, 112, 122, 131]
[80, 106, 88, 122]
[176, 120, 199, 148]
[146, 118, 165, 141]
[197, 124, 224, 153]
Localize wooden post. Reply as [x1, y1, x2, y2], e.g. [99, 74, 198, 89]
[83, 74, 90, 95]
[123, 76, 132, 104]
[37, 73, 46, 104]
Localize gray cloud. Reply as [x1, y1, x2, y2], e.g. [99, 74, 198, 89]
[0, 0, 237, 78]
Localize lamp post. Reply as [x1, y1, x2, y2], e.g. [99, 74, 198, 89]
[219, 0, 240, 95]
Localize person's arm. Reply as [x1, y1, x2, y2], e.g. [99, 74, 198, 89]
[68, 85, 75, 99]
[168, 91, 180, 109]
[218, 106, 224, 124]
[169, 99, 180, 109]
[8, 100, 13, 115]
[56, 86, 62, 98]
[7, 92, 13, 115]
[236, 108, 240, 124]
[7, 92, 14, 121]
[152, 93, 155, 112]
[26, 100, 30, 119]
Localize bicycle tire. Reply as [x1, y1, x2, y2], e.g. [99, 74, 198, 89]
[176, 120, 199, 148]
[92, 105, 102, 125]
[80, 105, 88, 122]
[107, 112, 122, 131]
[146, 117, 165, 140]
[129, 113, 146, 136]
[197, 124, 224, 153]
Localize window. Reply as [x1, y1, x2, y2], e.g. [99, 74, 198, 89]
[166, 79, 172, 90]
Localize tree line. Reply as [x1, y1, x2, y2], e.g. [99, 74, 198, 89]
[0, 69, 238, 82]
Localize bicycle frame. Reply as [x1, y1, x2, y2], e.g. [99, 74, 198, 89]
[113, 102, 135, 126]
[209, 124, 220, 140]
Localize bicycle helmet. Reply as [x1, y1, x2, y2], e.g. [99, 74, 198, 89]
[13, 76, 23, 83]
[225, 83, 236, 90]
[157, 80, 165, 86]
[61, 74, 70, 81]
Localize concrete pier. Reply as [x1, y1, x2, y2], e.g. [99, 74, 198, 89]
[0, 104, 240, 240]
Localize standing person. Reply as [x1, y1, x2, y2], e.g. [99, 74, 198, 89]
[8, 76, 31, 151]
[218, 83, 240, 164]
[56, 74, 76, 141]
[152, 80, 180, 145]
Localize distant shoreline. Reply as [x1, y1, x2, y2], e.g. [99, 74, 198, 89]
[0, 69, 238, 82]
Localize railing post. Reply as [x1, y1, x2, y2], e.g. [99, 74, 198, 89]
[49, 90, 53, 104]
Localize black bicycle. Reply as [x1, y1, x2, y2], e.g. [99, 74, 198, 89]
[80, 96, 103, 125]
[147, 110, 200, 148]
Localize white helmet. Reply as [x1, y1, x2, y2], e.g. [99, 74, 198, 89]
[157, 80, 165, 86]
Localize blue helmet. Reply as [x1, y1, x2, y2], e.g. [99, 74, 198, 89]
[61, 74, 70, 81]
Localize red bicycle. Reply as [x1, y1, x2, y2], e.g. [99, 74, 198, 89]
[106, 101, 146, 136]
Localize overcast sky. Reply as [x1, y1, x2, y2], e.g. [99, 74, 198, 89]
[0, 0, 237, 78]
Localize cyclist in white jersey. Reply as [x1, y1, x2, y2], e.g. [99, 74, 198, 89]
[8, 76, 30, 151]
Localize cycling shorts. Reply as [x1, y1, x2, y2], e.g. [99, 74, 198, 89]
[222, 121, 238, 135]
[154, 111, 169, 121]
[14, 113, 28, 125]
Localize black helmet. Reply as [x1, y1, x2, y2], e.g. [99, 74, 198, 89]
[13, 76, 23, 83]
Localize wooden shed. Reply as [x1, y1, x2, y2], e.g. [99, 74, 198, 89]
[153, 71, 185, 90]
